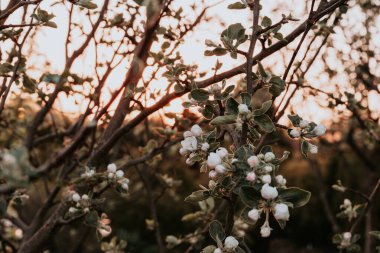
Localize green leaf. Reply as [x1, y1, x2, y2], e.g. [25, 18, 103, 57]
[226, 97, 239, 115]
[269, 76, 285, 97]
[77, 0, 98, 9]
[287, 114, 302, 127]
[257, 62, 268, 78]
[278, 187, 311, 208]
[201, 245, 217, 253]
[221, 23, 247, 48]
[254, 114, 275, 132]
[44, 21, 57, 28]
[174, 84, 184, 93]
[202, 104, 214, 120]
[185, 190, 211, 203]
[369, 231, 380, 240]
[191, 89, 209, 102]
[252, 100, 272, 116]
[84, 210, 99, 227]
[227, 2, 246, 9]
[23, 75, 37, 93]
[301, 140, 309, 157]
[241, 92, 251, 106]
[210, 115, 237, 125]
[261, 16, 272, 27]
[239, 186, 262, 207]
[209, 220, 226, 242]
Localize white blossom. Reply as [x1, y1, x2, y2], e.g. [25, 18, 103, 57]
[245, 172, 256, 182]
[248, 208, 260, 221]
[215, 164, 227, 174]
[247, 155, 260, 168]
[201, 143, 210, 151]
[299, 120, 309, 128]
[115, 170, 124, 178]
[181, 136, 198, 152]
[343, 232, 352, 240]
[107, 163, 117, 173]
[308, 143, 318, 154]
[69, 207, 77, 213]
[216, 147, 228, 158]
[72, 193, 81, 202]
[260, 225, 271, 237]
[191, 124, 203, 137]
[121, 182, 129, 190]
[273, 203, 290, 221]
[289, 129, 301, 138]
[262, 174, 271, 184]
[183, 131, 193, 138]
[343, 198, 352, 207]
[209, 170, 217, 179]
[108, 172, 114, 178]
[207, 152, 222, 168]
[275, 175, 287, 186]
[264, 165, 272, 173]
[264, 152, 275, 162]
[81, 194, 89, 200]
[313, 124, 326, 136]
[214, 248, 222, 253]
[224, 236, 239, 249]
[261, 184, 278, 200]
[238, 104, 250, 114]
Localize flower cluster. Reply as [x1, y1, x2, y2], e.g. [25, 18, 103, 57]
[106, 163, 130, 191]
[81, 167, 96, 178]
[288, 115, 327, 155]
[207, 147, 230, 179]
[244, 152, 287, 188]
[68, 191, 92, 214]
[338, 198, 360, 222]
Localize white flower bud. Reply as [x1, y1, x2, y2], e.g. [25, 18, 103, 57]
[214, 248, 222, 253]
[208, 180, 216, 189]
[201, 143, 210, 151]
[273, 203, 290, 221]
[245, 172, 256, 182]
[107, 163, 117, 173]
[313, 124, 326, 136]
[260, 225, 271, 237]
[183, 131, 193, 138]
[108, 172, 114, 178]
[308, 143, 318, 154]
[257, 154, 264, 160]
[215, 164, 226, 174]
[264, 165, 272, 173]
[191, 124, 203, 137]
[262, 174, 271, 184]
[121, 182, 129, 190]
[264, 152, 275, 162]
[248, 208, 260, 221]
[179, 148, 187, 155]
[343, 232, 352, 240]
[343, 199, 351, 207]
[299, 120, 309, 128]
[260, 184, 278, 200]
[115, 170, 124, 178]
[207, 152, 222, 168]
[289, 129, 301, 138]
[247, 155, 260, 168]
[216, 147, 228, 158]
[69, 207, 77, 213]
[224, 236, 239, 249]
[181, 136, 198, 152]
[209, 170, 217, 179]
[72, 193, 81, 202]
[81, 194, 89, 200]
[275, 175, 287, 186]
[238, 104, 250, 114]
